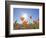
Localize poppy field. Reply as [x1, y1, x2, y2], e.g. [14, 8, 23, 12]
[13, 8, 39, 30]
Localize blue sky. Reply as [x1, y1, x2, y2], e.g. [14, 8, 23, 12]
[13, 8, 39, 23]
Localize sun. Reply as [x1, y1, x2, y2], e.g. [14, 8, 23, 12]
[22, 13, 28, 19]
